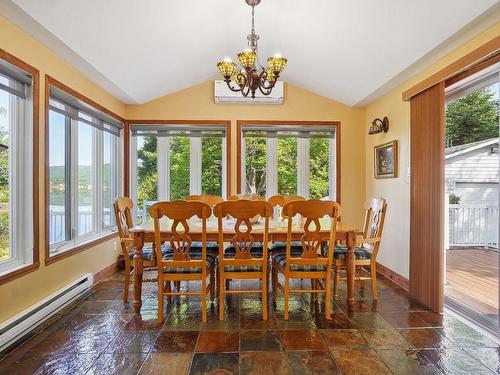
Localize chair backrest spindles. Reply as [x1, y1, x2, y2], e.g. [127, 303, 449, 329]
[282, 199, 342, 269]
[360, 197, 387, 255]
[186, 194, 224, 207]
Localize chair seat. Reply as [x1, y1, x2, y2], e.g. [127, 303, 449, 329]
[273, 253, 328, 272]
[269, 241, 303, 253]
[325, 245, 372, 260]
[165, 241, 219, 255]
[162, 252, 217, 274]
[129, 244, 171, 261]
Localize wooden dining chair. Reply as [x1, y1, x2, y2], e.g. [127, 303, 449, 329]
[332, 197, 387, 300]
[114, 196, 171, 302]
[271, 199, 341, 320]
[213, 200, 273, 320]
[149, 200, 216, 322]
[186, 194, 224, 207]
[268, 195, 306, 254]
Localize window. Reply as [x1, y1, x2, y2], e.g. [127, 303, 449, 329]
[47, 84, 122, 256]
[0, 59, 34, 274]
[241, 124, 338, 200]
[131, 124, 228, 223]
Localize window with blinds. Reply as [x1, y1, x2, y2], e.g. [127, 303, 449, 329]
[241, 124, 337, 200]
[0, 58, 34, 273]
[130, 124, 227, 223]
[47, 84, 122, 254]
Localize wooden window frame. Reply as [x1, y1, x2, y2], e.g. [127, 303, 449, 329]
[44, 76, 124, 265]
[0, 48, 40, 285]
[236, 120, 341, 203]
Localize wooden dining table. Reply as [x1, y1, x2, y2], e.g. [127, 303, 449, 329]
[130, 217, 358, 313]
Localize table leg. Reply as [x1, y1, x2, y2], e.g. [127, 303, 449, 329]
[346, 230, 356, 305]
[133, 231, 145, 313]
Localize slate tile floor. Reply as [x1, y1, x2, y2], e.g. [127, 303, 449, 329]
[1, 271, 500, 374]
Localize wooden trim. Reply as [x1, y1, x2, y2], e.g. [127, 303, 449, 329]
[376, 262, 409, 291]
[445, 52, 500, 87]
[403, 35, 500, 101]
[126, 120, 232, 197]
[45, 232, 118, 266]
[45, 75, 125, 122]
[0, 48, 40, 281]
[235, 120, 341, 203]
[409, 82, 445, 313]
[123, 121, 130, 197]
[0, 263, 40, 285]
[93, 261, 119, 285]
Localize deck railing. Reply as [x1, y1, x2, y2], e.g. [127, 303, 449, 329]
[448, 204, 499, 249]
[49, 206, 111, 244]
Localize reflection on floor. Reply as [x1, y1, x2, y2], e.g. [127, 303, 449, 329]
[446, 248, 498, 319]
[1, 271, 500, 374]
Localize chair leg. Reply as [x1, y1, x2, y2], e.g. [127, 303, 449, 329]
[158, 280, 164, 322]
[219, 274, 225, 321]
[370, 262, 378, 300]
[325, 277, 332, 320]
[209, 267, 216, 303]
[202, 277, 207, 322]
[262, 273, 268, 321]
[284, 276, 289, 321]
[333, 266, 340, 298]
[272, 261, 277, 303]
[123, 263, 131, 302]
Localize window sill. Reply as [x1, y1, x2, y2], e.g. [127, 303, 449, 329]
[45, 232, 118, 266]
[0, 262, 40, 285]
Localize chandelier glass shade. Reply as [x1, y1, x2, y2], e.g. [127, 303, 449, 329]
[216, 0, 287, 98]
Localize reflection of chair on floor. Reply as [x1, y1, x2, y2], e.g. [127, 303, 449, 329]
[214, 199, 273, 320]
[332, 197, 387, 300]
[114, 196, 169, 302]
[272, 199, 341, 320]
[150, 200, 216, 322]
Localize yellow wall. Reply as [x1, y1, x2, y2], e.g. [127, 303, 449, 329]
[0, 16, 124, 322]
[126, 81, 367, 225]
[364, 22, 500, 279]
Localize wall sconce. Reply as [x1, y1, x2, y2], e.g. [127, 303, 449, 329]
[369, 116, 389, 135]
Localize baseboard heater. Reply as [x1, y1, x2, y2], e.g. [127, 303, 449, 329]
[0, 273, 93, 352]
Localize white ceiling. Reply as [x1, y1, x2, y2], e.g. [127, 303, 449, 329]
[2, 0, 499, 105]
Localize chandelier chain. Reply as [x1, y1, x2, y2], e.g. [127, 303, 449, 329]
[251, 5, 255, 35]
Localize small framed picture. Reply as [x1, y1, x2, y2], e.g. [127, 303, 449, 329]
[374, 140, 398, 179]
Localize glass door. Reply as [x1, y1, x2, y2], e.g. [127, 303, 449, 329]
[444, 62, 500, 334]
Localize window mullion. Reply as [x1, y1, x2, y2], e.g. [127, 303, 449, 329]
[297, 138, 310, 198]
[190, 137, 202, 195]
[266, 137, 278, 199]
[329, 136, 336, 201]
[69, 118, 77, 243]
[241, 136, 246, 194]
[96, 129, 103, 234]
[130, 136, 139, 222]
[157, 137, 169, 200]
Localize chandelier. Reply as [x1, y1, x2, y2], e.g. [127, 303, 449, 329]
[216, 0, 287, 99]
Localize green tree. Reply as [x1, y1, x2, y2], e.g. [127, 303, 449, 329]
[446, 88, 499, 146]
[310, 138, 329, 199]
[137, 136, 158, 209]
[277, 137, 297, 195]
[202, 137, 223, 196]
[169, 136, 190, 200]
[245, 137, 266, 196]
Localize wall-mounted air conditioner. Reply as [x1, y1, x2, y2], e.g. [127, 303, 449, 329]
[214, 80, 284, 104]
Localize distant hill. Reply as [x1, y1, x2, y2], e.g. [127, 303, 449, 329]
[49, 164, 112, 183]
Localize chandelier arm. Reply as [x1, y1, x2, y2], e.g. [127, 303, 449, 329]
[224, 79, 244, 93]
[242, 83, 252, 97]
[258, 84, 273, 96]
[258, 70, 277, 90]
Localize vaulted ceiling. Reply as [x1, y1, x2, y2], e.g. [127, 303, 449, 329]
[2, 0, 499, 105]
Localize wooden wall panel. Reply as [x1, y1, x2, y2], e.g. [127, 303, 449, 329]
[409, 82, 445, 312]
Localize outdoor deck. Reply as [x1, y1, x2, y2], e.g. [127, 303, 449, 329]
[445, 248, 498, 318]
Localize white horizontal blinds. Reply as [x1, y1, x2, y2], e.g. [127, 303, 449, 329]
[49, 86, 123, 136]
[0, 60, 32, 99]
[242, 126, 335, 139]
[130, 124, 226, 138]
